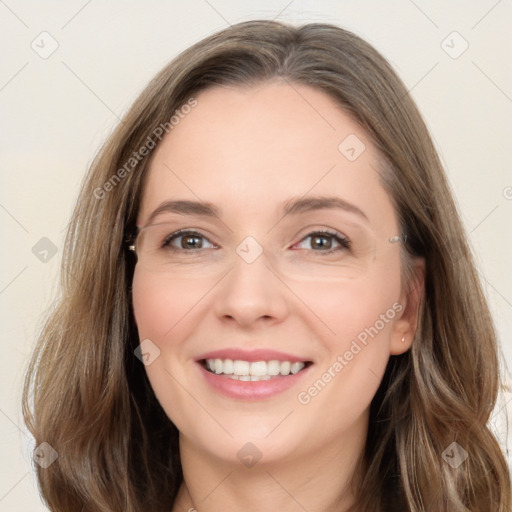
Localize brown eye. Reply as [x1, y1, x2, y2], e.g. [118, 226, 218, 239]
[294, 231, 351, 253]
[163, 231, 216, 250]
[310, 234, 333, 250]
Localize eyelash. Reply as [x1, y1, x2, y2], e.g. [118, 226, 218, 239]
[162, 229, 351, 254]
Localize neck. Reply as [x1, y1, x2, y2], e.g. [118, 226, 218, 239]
[172, 416, 368, 512]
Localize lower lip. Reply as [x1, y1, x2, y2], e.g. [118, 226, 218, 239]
[198, 363, 312, 401]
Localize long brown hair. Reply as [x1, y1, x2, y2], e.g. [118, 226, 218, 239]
[22, 19, 511, 511]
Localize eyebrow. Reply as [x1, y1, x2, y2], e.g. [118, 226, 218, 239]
[147, 200, 220, 224]
[145, 195, 368, 225]
[281, 196, 368, 221]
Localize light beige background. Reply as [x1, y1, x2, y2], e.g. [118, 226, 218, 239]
[1, 1, 511, 510]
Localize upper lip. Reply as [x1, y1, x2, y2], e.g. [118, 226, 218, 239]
[196, 348, 311, 363]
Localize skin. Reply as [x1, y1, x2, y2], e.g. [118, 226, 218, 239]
[132, 80, 425, 512]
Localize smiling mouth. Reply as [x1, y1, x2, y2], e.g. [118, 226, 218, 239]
[201, 358, 313, 381]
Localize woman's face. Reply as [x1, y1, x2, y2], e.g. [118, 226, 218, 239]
[132, 80, 418, 467]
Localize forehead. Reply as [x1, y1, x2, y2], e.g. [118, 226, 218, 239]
[138, 81, 398, 235]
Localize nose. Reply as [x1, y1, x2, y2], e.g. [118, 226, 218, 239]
[212, 248, 290, 329]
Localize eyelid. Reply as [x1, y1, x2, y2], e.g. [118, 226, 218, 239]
[291, 229, 350, 251]
[157, 226, 352, 252]
[291, 226, 349, 243]
[165, 229, 218, 249]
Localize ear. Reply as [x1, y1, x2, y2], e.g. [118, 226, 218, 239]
[390, 257, 425, 355]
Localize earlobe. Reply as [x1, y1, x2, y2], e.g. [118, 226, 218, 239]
[390, 330, 413, 355]
[390, 257, 426, 355]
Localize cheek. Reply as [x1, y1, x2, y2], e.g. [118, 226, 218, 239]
[131, 269, 203, 393]
[288, 268, 401, 348]
[294, 267, 402, 423]
[131, 269, 204, 431]
[132, 271, 175, 340]
[132, 269, 214, 340]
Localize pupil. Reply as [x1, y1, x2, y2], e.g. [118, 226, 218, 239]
[312, 235, 331, 250]
[183, 235, 202, 249]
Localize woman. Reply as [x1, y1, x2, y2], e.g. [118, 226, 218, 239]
[23, 19, 511, 511]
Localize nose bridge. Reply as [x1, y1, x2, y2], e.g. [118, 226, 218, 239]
[213, 241, 289, 326]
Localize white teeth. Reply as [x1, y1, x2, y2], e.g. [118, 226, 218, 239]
[204, 358, 307, 378]
[280, 361, 291, 376]
[233, 360, 250, 376]
[226, 374, 272, 381]
[250, 361, 267, 376]
[223, 359, 234, 375]
[267, 360, 281, 376]
[290, 362, 305, 374]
